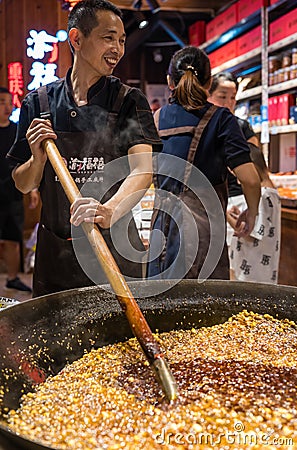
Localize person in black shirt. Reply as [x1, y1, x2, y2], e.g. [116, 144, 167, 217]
[208, 71, 260, 249]
[0, 87, 38, 292]
[8, 0, 160, 297]
[147, 47, 260, 280]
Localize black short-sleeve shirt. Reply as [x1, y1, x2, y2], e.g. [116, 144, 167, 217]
[227, 117, 257, 197]
[7, 69, 161, 166]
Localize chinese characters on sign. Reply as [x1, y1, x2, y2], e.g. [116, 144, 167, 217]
[26, 29, 67, 90]
[7, 28, 67, 122]
[8, 62, 24, 108]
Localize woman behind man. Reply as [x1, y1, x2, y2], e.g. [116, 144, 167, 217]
[228, 145, 281, 283]
[208, 71, 281, 284]
[208, 71, 260, 249]
[147, 46, 260, 281]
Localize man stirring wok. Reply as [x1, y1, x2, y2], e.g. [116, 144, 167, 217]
[7, 0, 160, 297]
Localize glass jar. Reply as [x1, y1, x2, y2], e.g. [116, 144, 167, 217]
[283, 67, 291, 82]
[268, 55, 281, 74]
[282, 52, 292, 68]
[290, 64, 297, 80]
[292, 48, 297, 65]
[278, 68, 285, 84]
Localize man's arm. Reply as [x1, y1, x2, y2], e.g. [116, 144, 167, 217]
[232, 162, 261, 237]
[12, 118, 57, 193]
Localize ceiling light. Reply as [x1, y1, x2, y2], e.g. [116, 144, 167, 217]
[134, 11, 149, 29]
[153, 49, 163, 63]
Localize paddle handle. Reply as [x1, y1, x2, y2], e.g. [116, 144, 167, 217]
[43, 139, 160, 361]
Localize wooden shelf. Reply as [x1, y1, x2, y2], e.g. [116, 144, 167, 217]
[268, 32, 297, 54]
[236, 85, 262, 101]
[268, 78, 297, 95]
[211, 47, 262, 75]
[270, 124, 297, 135]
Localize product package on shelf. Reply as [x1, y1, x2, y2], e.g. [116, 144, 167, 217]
[269, 94, 295, 126]
[237, 26, 261, 56]
[206, 3, 238, 41]
[269, 9, 297, 45]
[290, 106, 297, 124]
[188, 21, 205, 46]
[208, 40, 238, 70]
[279, 133, 297, 173]
[237, 0, 266, 22]
[270, 174, 297, 207]
[268, 48, 297, 86]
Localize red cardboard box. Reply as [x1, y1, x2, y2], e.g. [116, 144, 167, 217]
[208, 39, 238, 69]
[269, 9, 297, 45]
[279, 133, 297, 172]
[278, 94, 295, 126]
[268, 96, 280, 126]
[237, 26, 261, 55]
[189, 21, 206, 46]
[269, 94, 295, 126]
[269, 15, 286, 44]
[206, 3, 238, 40]
[286, 8, 297, 38]
[206, 20, 216, 41]
[238, 0, 265, 22]
[216, 4, 238, 36]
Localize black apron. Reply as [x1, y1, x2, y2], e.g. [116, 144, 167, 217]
[33, 85, 145, 297]
[147, 104, 229, 281]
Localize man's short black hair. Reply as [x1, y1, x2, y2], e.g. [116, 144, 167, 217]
[67, 0, 122, 36]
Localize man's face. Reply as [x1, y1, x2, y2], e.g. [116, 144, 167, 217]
[0, 92, 13, 124]
[209, 80, 237, 113]
[76, 10, 126, 78]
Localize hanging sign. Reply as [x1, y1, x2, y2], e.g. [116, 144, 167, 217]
[26, 29, 68, 91]
[8, 62, 24, 108]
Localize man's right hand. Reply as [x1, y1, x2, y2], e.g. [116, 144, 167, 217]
[26, 118, 57, 164]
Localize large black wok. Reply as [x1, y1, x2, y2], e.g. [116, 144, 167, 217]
[0, 280, 297, 450]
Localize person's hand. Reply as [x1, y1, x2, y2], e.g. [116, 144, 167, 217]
[70, 197, 114, 229]
[227, 205, 240, 220]
[234, 208, 257, 238]
[226, 205, 240, 228]
[28, 189, 40, 209]
[26, 118, 57, 164]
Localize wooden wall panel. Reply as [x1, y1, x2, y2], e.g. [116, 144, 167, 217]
[0, 0, 71, 97]
[10, 0, 25, 61]
[0, 2, 6, 86]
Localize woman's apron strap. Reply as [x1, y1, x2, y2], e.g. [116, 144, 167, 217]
[183, 104, 218, 189]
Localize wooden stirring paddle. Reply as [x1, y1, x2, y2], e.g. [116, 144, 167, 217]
[42, 138, 178, 401]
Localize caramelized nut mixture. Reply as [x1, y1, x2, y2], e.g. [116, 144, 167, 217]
[5, 311, 297, 449]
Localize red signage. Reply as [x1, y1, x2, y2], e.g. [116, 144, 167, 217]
[8, 62, 24, 108]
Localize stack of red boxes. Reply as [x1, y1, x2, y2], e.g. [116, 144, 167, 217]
[205, 0, 266, 70]
[237, 26, 262, 56]
[206, 3, 238, 41]
[268, 94, 295, 126]
[269, 8, 297, 45]
[188, 21, 206, 47]
[208, 41, 238, 69]
[237, 0, 267, 22]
